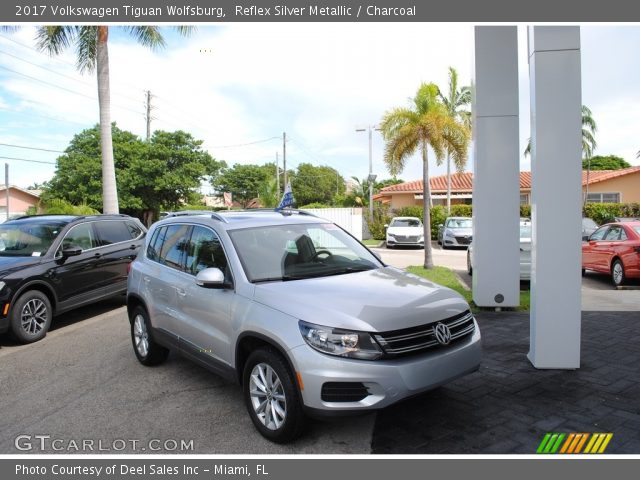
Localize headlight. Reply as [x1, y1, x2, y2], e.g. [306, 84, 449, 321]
[298, 320, 382, 360]
[386, 233, 395, 238]
[444, 230, 455, 238]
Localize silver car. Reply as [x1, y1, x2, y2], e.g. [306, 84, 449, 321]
[467, 219, 532, 280]
[127, 210, 481, 443]
[438, 217, 473, 248]
[385, 216, 424, 248]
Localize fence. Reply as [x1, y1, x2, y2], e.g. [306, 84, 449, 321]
[301, 208, 364, 241]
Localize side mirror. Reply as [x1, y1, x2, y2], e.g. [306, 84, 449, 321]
[383, 224, 389, 228]
[195, 267, 226, 288]
[582, 234, 590, 242]
[438, 224, 444, 228]
[61, 246, 82, 257]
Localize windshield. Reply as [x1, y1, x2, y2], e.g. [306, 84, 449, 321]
[391, 218, 421, 227]
[633, 226, 640, 236]
[0, 222, 65, 256]
[446, 219, 472, 229]
[228, 223, 383, 283]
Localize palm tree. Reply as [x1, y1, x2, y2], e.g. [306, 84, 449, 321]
[35, 26, 193, 214]
[380, 83, 470, 269]
[439, 67, 471, 216]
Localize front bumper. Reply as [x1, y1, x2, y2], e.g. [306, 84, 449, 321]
[289, 320, 482, 412]
[386, 237, 424, 247]
[443, 236, 472, 247]
[0, 315, 9, 334]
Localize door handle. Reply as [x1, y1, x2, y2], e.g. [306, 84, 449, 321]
[176, 288, 187, 297]
[143, 276, 151, 283]
[93, 253, 102, 259]
[129, 244, 137, 250]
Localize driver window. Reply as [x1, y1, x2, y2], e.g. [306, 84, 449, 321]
[589, 226, 608, 241]
[61, 223, 96, 252]
[185, 226, 229, 277]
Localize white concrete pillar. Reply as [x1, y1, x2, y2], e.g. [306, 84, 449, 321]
[528, 26, 582, 369]
[472, 26, 520, 308]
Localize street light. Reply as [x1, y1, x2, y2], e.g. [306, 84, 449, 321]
[356, 125, 380, 218]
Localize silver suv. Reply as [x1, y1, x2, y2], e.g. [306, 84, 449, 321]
[127, 210, 481, 442]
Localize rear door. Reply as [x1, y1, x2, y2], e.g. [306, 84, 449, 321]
[92, 220, 143, 293]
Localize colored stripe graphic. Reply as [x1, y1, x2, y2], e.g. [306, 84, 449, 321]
[538, 433, 613, 454]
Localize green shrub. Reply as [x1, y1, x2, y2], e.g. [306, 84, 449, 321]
[367, 203, 393, 240]
[42, 199, 99, 215]
[450, 204, 472, 217]
[520, 204, 531, 218]
[583, 202, 640, 224]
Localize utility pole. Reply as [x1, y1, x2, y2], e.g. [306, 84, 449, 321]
[4, 163, 9, 221]
[276, 151, 280, 197]
[356, 125, 380, 219]
[145, 90, 154, 141]
[282, 132, 287, 188]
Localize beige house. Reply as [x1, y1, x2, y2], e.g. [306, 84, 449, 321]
[374, 166, 640, 209]
[0, 186, 40, 220]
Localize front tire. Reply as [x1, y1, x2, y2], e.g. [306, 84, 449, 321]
[10, 290, 52, 344]
[611, 259, 626, 287]
[130, 306, 169, 366]
[243, 348, 305, 443]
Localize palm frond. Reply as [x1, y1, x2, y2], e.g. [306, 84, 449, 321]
[35, 26, 77, 57]
[123, 26, 166, 50]
[76, 26, 98, 73]
[175, 26, 197, 37]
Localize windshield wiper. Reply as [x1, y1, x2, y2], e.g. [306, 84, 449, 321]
[252, 275, 300, 283]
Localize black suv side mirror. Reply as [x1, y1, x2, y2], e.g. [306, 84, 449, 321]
[61, 246, 82, 258]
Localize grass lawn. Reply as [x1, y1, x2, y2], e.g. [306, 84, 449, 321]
[406, 265, 530, 312]
[362, 239, 383, 246]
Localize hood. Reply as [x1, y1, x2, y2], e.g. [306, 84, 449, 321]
[387, 226, 423, 236]
[253, 266, 469, 332]
[0, 255, 42, 276]
[445, 227, 473, 236]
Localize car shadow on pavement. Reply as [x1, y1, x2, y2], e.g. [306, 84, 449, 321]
[0, 296, 126, 348]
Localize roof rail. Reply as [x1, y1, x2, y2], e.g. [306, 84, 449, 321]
[210, 212, 229, 223]
[233, 208, 318, 218]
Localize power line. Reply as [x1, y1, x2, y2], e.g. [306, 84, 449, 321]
[0, 48, 143, 105]
[208, 137, 281, 149]
[0, 155, 56, 164]
[0, 105, 91, 127]
[0, 65, 145, 117]
[0, 143, 64, 153]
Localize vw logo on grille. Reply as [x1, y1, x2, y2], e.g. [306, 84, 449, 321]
[434, 323, 452, 345]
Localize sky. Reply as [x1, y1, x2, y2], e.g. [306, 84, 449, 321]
[0, 24, 639, 192]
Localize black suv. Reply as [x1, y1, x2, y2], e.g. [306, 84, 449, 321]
[0, 214, 146, 343]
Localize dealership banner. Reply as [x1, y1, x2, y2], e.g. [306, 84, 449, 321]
[2, 458, 639, 480]
[3, 0, 640, 22]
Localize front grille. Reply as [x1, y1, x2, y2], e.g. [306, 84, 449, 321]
[373, 310, 475, 358]
[321, 382, 370, 402]
[455, 235, 472, 245]
[396, 235, 420, 243]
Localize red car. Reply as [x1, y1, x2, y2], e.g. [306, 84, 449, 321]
[582, 221, 640, 286]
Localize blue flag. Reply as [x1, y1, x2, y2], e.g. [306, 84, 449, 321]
[275, 182, 295, 211]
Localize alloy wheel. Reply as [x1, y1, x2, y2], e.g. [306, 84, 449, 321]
[133, 314, 149, 358]
[613, 262, 623, 285]
[249, 362, 287, 431]
[20, 298, 48, 336]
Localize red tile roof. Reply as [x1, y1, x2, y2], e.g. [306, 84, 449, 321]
[379, 166, 640, 193]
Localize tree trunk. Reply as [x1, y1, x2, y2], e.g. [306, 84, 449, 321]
[446, 152, 452, 215]
[422, 143, 434, 269]
[97, 26, 119, 214]
[583, 157, 591, 212]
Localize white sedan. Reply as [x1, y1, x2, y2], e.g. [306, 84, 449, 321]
[385, 216, 424, 248]
[467, 220, 532, 280]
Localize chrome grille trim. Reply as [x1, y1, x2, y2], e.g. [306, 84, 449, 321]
[373, 310, 475, 357]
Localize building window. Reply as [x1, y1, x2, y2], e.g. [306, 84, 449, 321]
[520, 194, 529, 205]
[586, 192, 620, 203]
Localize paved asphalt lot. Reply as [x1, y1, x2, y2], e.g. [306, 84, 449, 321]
[0, 243, 637, 454]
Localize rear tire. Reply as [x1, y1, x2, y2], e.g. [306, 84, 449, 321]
[243, 348, 306, 443]
[611, 259, 626, 287]
[10, 290, 52, 344]
[130, 306, 169, 366]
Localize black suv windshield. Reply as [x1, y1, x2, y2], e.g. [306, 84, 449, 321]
[0, 221, 66, 256]
[229, 223, 382, 283]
